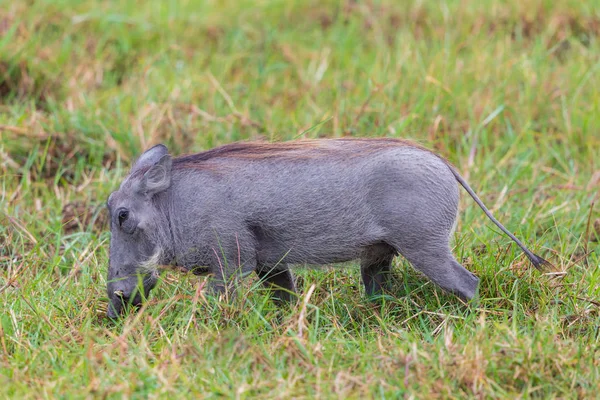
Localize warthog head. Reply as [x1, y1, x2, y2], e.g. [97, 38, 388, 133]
[106, 145, 172, 318]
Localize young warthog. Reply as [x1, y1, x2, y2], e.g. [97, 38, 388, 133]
[106, 138, 550, 317]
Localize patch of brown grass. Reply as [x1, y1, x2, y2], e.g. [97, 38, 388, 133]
[61, 201, 109, 234]
[0, 59, 60, 108]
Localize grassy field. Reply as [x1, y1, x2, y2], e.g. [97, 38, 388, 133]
[1, 0, 599, 397]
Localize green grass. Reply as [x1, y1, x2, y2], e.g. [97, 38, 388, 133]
[1, 0, 599, 397]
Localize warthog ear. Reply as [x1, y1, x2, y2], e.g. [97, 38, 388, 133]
[131, 144, 169, 174]
[139, 154, 172, 197]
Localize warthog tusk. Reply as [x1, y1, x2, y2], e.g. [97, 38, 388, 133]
[114, 290, 124, 298]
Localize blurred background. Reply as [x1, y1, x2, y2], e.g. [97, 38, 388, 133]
[1, 0, 598, 225]
[2, 0, 598, 248]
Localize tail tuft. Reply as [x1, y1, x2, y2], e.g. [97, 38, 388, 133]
[527, 253, 554, 271]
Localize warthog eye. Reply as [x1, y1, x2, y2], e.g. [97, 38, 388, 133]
[117, 209, 129, 226]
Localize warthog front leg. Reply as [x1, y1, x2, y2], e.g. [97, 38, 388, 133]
[255, 264, 297, 304]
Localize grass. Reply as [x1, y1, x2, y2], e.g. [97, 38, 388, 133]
[1, 0, 599, 397]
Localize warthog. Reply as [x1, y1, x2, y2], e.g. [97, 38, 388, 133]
[105, 138, 550, 317]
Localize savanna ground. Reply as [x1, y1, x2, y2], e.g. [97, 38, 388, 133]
[1, 0, 599, 398]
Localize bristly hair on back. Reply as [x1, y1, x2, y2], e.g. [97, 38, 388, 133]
[172, 137, 431, 169]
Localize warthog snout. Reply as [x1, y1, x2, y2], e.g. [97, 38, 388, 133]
[106, 273, 157, 319]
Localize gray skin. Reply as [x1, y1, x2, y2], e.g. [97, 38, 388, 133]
[106, 139, 550, 318]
